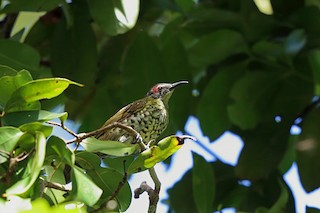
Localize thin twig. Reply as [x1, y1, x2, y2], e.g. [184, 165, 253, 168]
[41, 178, 71, 192]
[46, 121, 79, 138]
[66, 122, 147, 151]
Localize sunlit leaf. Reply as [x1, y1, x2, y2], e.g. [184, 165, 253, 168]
[0, 127, 23, 163]
[70, 166, 103, 206]
[6, 131, 46, 196]
[5, 78, 83, 112]
[1, 0, 64, 12]
[81, 137, 138, 157]
[19, 122, 53, 137]
[0, 70, 32, 110]
[87, 0, 139, 35]
[46, 136, 74, 165]
[128, 135, 189, 174]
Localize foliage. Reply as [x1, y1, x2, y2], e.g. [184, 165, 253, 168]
[0, 0, 320, 212]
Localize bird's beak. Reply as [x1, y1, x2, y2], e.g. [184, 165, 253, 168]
[170, 80, 189, 90]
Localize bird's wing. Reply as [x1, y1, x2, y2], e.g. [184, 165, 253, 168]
[102, 97, 148, 126]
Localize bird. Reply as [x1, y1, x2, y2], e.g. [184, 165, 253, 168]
[96, 80, 189, 146]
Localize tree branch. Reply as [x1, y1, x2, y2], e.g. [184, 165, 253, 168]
[134, 167, 161, 213]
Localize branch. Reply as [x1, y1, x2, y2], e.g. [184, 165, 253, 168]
[295, 97, 320, 122]
[134, 167, 161, 213]
[41, 178, 71, 192]
[46, 121, 78, 138]
[66, 122, 147, 151]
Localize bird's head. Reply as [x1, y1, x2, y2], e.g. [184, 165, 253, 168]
[146, 80, 189, 105]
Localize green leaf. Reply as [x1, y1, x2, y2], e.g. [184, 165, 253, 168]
[0, 70, 33, 110]
[0, 65, 17, 77]
[197, 62, 245, 140]
[5, 78, 82, 112]
[188, 29, 247, 68]
[0, 39, 40, 74]
[75, 152, 131, 211]
[19, 122, 53, 137]
[6, 131, 46, 196]
[87, 0, 139, 35]
[0, 127, 23, 163]
[296, 109, 320, 192]
[235, 123, 290, 180]
[267, 180, 289, 213]
[192, 153, 215, 213]
[51, 0, 97, 99]
[46, 136, 75, 165]
[123, 31, 166, 101]
[81, 137, 138, 157]
[42, 166, 67, 205]
[70, 165, 103, 206]
[1, 0, 64, 12]
[227, 71, 281, 130]
[308, 50, 320, 96]
[128, 135, 187, 173]
[3, 110, 68, 127]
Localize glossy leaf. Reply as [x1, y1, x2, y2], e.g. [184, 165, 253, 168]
[70, 166, 103, 206]
[19, 122, 53, 137]
[192, 153, 215, 213]
[0, 70, 32, 110]
[3, 110, 68, 127]
[87, 0, 139, 35]
[81, 137, 138, 157]
[5, 78, 82, 112]
[0, 127, 23, 163]
[6, 131, 46, 196]
[128, 135, 189, 173]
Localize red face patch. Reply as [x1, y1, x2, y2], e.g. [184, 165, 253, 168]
[152, 85, 159, 94]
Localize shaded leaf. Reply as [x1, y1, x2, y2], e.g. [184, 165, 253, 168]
[1, 0, 64, 12]
[235, 123, 290, 180]
[81, 137, 138, 157]
[3, 110, 68, 126]
[192, 153, 215, 213]
[0, 39, 40, 74]
[296, 109, 320, 192]
[188, 29, 248, 68]
[197, 62, 245, 140]
[228, 71, 281, 130]
[308, 50, 320, 95]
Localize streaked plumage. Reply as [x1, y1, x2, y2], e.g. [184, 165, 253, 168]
[96, 81, 188, 145]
